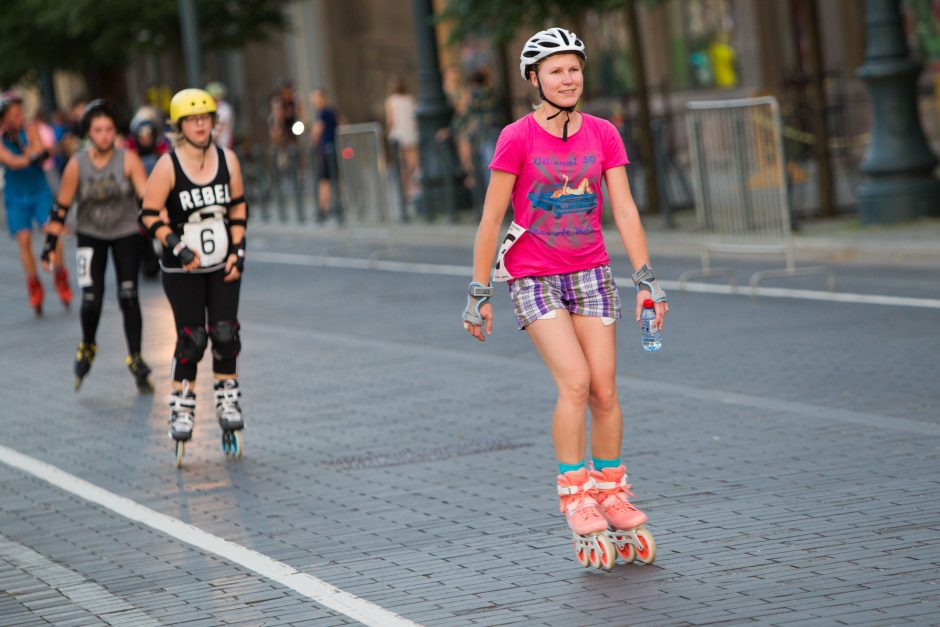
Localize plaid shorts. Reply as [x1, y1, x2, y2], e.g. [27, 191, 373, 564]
[509, 265, 622, 330]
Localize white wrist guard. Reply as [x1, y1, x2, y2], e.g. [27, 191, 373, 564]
[463, 281, 492, 326]
[632, 264, 667, 303]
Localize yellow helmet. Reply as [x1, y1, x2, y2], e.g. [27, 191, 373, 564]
[169, 88, 216, 123]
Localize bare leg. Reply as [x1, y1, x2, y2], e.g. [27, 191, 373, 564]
[318, 179, 331, 219]
[526, 310, 592, 465]
[571, 315, 622, 461]
[15, 230, 36, 277]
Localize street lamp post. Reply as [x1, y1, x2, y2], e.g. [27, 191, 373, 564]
[178, 0, 202, 88]
[411, 0, 458, 220]
[855, 0, 940, 224]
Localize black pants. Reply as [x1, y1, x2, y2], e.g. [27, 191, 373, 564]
[76, 232, 144, 354]
[162, 268, 241, 382]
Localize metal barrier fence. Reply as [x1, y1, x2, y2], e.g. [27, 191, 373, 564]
[679, 96, 835, 295]
[336, 122, 390, 226]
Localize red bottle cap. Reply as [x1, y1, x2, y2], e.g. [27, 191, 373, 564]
[643, 299, 655, 308]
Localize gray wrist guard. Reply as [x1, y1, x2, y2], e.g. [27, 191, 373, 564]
[632, 264, 667, 303]
[463, 281, 493, 326]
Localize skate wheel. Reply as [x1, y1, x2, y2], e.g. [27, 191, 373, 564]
[635, 528, 656, 564]
[612, 533, 637, 563]
[596, 534, 616, 570]
[573, 539, 589, 568]
[175, 441, 185, 468]
[221, 431, 243, 458]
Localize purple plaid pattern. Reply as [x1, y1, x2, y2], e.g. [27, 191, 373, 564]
[509, 265, 622, 329]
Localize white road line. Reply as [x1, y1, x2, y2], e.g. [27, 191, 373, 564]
[250, 251, 940, 310]
[0, 534, 158, 626]
[0, 444, 418, 627]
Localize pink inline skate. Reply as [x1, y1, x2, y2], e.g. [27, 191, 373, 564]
[557, 468, 616, 570]
[590, 465, 656, 565]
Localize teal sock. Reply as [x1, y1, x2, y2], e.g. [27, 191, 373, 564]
[592, 456, 621, 470]
[558, 460, 585, 474]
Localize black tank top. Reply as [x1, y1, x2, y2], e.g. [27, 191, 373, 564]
[161, 146, 233, 271]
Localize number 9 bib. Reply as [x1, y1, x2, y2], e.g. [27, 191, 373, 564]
[182, 207, 229, 268]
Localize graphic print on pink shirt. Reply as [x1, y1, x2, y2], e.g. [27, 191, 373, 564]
[489, 113, 629, 278]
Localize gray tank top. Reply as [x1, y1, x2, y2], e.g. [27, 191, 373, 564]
[75, 148, 139, 240]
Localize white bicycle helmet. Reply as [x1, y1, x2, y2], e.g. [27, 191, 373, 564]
[519, 27, 586, 80]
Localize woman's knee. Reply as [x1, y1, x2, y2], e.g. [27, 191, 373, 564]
[557, 372, 592, 405]
[589, 382, 619, 414]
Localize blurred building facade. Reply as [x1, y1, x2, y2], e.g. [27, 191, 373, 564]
[40, 0, 940, 155]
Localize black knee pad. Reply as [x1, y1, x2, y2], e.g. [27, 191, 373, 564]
[175, 326, 208, 365]
[118, 281, 138, 301]
[118, 281, 138, 310]
[210, 320, 241, 360]
[80, 290, 103, 316]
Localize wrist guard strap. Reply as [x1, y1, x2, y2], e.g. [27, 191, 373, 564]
[463, 281, 492, 326]
[48, 201, 69, 224]
[632, 263, 668, 302]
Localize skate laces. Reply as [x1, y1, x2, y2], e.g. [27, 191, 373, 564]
[557, 474, 601, 513]
[167, 381, 196, 422]
[594, 472, 639, 512]
[215, 379, 240, 418]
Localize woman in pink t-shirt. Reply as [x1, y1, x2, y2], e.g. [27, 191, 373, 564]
[461, 28, 669, 569]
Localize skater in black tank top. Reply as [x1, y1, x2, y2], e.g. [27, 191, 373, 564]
[140, 88, 249, 467]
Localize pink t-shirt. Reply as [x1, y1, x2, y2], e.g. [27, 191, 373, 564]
[489, 113, 628, 278]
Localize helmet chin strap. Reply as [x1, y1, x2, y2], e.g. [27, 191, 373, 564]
[182, 132, 213, 169]
[536, 76, 577, 142]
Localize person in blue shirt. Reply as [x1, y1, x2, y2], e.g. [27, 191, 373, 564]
[310, 88, 340, 225]
[0, 93, 71, 315]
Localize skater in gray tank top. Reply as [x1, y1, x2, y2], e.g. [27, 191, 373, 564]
[41, 100, 153, 392]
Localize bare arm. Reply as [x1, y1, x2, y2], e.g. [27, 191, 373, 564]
[385, 99, 394, 133]
[605, 165, 668, 327]
[465, 169, 515, 341]
[140, 155, 176, 247]
[124, 150, 149, 198]
[472, 170, 514, 283]
[223, 148, 247, 281]
[46, 158, 80, 237]
[0, 140, 31, 169]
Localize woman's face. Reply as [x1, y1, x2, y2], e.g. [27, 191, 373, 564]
[88, 115, 116, 151]
[3, 102, 25, 130]
[531, 53, 583, 108]
[181, 113, 213, 145]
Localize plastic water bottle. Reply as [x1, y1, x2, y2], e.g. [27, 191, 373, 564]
[640, 298, 661, 352]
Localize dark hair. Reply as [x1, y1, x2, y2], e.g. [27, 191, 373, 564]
[80, 99, 117, 137]
[389, 76, 408, 95]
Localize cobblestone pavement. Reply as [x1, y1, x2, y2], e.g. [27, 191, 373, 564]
[1, 225, 938, 626]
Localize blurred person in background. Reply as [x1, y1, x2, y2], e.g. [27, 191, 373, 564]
[206, 81, 234, 149]
[0, 91, 71, 315]
[384, 76, 419, 208]
[268, 79, 302, 167]
[309, 87, 339, 225]
[126, 107, 170, 278]
[41, 100, 153, 392]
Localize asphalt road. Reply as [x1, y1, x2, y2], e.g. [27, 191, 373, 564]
[1, 224, 938, 626]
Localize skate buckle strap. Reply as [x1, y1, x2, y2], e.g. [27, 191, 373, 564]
[557, 476, 597, 496]
[167, 395, 196, 411]
[215, 387, 241, 402]
[594, 475, 629, 491]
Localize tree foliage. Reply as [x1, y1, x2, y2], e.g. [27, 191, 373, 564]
[0, 0, 289, 85]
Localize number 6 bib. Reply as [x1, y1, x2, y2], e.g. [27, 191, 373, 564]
[182, 207, 229, 268]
